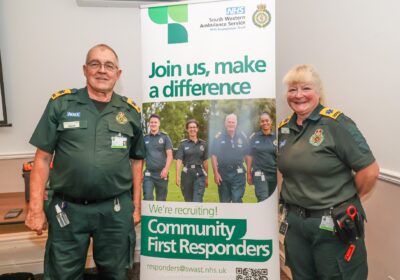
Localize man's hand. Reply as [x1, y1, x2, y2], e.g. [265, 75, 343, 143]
[133, 208, 141, 226]
[160, 168, 168, 179]
[25, 209, 47, 235]
[176, 176, 181, 187]
[214, 171, 222, 185]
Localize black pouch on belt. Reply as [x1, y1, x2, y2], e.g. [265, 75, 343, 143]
[331, 202, 365, 244]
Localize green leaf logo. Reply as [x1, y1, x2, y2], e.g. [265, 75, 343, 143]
[148, 4, 188, 44]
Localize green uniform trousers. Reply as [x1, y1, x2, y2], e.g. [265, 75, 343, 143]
[44, 192, 135, 280]
[284, 210, 368, 280]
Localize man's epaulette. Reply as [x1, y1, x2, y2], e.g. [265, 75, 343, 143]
[51, 88, 77, 100]
[181, 138, 188, 142]
[249, 132, 255, 139]
[160, 130, 168, 135]
[215, 132, 221, 139]
[122, 96, 141, 113]
[240, 131, 247, 138]
[278, 115, 292, 128]
[319, 108, 342, 120]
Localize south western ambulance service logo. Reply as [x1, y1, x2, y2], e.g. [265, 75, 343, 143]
[116, 112, 128, 124]
[159, 138, 164, 144]
[309, 128, 324, 146]
[200, 145, 205, 151]
[252, 4, 271, 28]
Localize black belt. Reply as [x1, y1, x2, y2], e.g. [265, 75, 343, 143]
[219, 164, 241, 170]
[287, 195, 358, 218]
[185, 164, 202, 169]
[287, 204, 331, 218]
[54, 192, 114, 205]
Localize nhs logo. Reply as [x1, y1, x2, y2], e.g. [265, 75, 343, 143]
[226, 6, 245, 15]
[66, 112, 81, 117]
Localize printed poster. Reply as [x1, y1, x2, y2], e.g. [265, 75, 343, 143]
[140, 0, 278, 279]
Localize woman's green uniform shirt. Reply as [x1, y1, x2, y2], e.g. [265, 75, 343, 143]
[277, 104, 375, 209]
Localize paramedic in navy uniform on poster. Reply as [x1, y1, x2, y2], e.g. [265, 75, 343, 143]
[176, 119, 208, 202]
[247, 112, 277, 202]
[143, 114, 173, 201]
[211, 113, 250, 203]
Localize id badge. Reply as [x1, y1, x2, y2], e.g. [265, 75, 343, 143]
[254, 171, 262, 176]
[319, 215, 335, 231]
[279, 221, 288, 236]
[237, 168, 243, 174]
[261, 174, 266, 182]
[111, 134, 127, 149]
[55, 204, 70, 228]
[145, 171, 151, 176]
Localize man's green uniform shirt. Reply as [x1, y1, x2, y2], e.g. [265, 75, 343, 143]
[30, 87, 145, 200]
[277, 104, 375, 209]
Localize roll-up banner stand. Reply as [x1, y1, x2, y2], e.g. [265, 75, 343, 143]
[140, 0, 278, 279]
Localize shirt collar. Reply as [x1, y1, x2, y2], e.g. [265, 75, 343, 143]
[77, 87, 123, 109]
[287, 103, 324, 131]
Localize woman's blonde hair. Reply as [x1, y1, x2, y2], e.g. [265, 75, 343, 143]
[283, 64, 326, 106]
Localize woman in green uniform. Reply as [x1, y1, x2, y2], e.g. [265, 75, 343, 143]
[247, 112, 277, 202]
[277, 64, 379, 280]
[176, 119, 208, 202]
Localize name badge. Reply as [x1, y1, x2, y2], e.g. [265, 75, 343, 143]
[145, 171, 151, 176]
[254, 171, 262, 176]
[183, 167, 188, 173]
[281, 127, 290, 134]
[237, 168, 243, 174]
[111, 134, 127, 149]
[63, 121, 80, 129]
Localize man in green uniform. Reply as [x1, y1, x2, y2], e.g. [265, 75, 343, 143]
[25, 44, 145, 280]
[143, 114, 173, 201]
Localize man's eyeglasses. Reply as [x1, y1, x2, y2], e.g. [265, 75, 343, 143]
[86, 60, 118, 72]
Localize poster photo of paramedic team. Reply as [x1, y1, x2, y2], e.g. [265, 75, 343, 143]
[141, 98, 276, 203]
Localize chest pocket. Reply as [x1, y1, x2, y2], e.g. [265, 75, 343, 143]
[108, 122, 134, 138]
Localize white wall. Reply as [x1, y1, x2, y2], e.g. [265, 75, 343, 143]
[0, 0, 142, 157]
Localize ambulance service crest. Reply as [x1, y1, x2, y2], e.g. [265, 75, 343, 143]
[252, 3, 271, 28]
[116, 112, 128, 124]
[309, 128, 324, 146]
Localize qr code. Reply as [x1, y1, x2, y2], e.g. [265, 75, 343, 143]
[236, 267, 268, 280]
